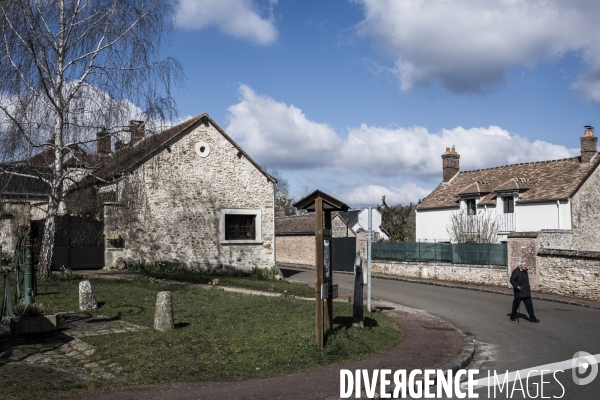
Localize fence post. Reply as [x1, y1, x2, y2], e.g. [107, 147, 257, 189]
[467, 242, 470, 265]
[434, 240, 437, 262]
[418, 240, 421, 262]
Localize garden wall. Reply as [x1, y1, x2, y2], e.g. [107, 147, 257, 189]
[275, 236, 315, 267]
[371, 260, 507, 287]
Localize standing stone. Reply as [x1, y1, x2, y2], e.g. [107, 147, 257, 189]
[79, 281, 98, 311]
[154, 291, 174, 331]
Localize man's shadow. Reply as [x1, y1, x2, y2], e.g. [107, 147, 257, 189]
[506, 312, 532, 321]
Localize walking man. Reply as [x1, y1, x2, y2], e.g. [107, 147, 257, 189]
[510, 259, 540, 323]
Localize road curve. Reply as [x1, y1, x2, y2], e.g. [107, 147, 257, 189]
[282, 267, 600, 400]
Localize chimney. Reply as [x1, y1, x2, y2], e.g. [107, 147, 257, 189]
[129, 120, 145, 145]
[276, 209, 286, 219]
[581, 125, 597, 163]
[441, 146, 460, 182]
[114, 140, 126, 152]
[96, 128, 111, 155]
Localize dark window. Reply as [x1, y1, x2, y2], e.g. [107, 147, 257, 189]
[225, 214, 256, 240]
[466, 199, 477, 215]
[503, 197, 514, 214]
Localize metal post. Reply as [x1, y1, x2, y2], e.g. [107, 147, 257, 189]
[24, 235, 34, 305]
[367, 206, 372, 313]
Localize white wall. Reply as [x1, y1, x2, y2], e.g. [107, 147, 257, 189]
[417, 199, 572, 242]
[415, 208, 456, 242]
[516, 201, 571, 231]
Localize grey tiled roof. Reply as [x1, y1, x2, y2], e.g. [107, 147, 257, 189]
[276, 214, 315, 235]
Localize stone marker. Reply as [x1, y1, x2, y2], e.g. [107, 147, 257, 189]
[154, 291, 174, 331]
[79, 280, 98, 311]
[268, 284, 275, 291]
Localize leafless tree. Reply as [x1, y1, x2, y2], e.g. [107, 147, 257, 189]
[446, 208, 498, 243]
[0, 0, 183, 278]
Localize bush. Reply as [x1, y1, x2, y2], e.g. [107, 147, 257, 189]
[250, 266, 283, 280]
[205, 264, 243, 277]
[124, 260, 186, 274]
[55, 265, 83, 281]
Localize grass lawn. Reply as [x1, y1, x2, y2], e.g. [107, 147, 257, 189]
[121, 264, 317, 297]
[1, 277, 403, 399]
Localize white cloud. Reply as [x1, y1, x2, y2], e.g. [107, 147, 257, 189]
[354, 0, 600, 97]
[175, 0, 278, 45]
[226, 85, 579, 205]
[339, 183, 431, 206]
[226, 85, 342, 168]
[339, 124, 578, 176]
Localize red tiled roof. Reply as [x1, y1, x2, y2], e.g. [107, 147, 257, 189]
[417, 155, 600, 210]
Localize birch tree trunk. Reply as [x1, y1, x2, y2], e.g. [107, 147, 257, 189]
[0, 0, 182, 279]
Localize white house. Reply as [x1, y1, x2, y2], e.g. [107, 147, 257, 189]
[416, 127, 600, 243]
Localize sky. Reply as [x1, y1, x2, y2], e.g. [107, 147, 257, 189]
[165, 0, 600, 208]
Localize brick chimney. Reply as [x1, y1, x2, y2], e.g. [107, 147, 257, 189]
[441, 146, 460, 182]
[581, 125, 597, 163]
[129, 120, 145, 145]
[96, 128, 111, 155]
[276, 209, 286, 219]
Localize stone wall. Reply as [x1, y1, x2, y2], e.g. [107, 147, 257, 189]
[372, 260, 507, 287]
[104, 121, 275, 270]
[570, 160, 600, 251]
[275, 236, 315, 267]
[538, 254, 600, 300]
[332, 214, 355, 238]
[0, 202, 31, 255]
[507, 233, 539, 289]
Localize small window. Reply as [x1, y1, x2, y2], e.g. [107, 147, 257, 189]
[503, 197, 514, 214]
[225, 214, 255, 240]
[466, 199, 477, 215]
[219, 208, 262, 244]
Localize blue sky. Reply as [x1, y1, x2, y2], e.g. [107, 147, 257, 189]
[165, 0, 600, 207]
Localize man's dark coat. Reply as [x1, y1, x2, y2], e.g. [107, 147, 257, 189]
[510, 267, 531, 298]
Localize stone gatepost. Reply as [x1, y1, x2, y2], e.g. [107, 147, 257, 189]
[79, 280, 98, 311]
[154, 291, 174, 331]
[507, 232, 540, 290]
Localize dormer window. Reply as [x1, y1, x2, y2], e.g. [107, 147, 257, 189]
[503, 196, 514, 214]
[466, 199, 476, 215]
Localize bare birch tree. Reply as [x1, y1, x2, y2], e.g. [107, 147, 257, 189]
[0, 0, 182, 278]
[446, 208, 499, 243]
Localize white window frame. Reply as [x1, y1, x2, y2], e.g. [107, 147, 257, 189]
[219, 208, 262, 244]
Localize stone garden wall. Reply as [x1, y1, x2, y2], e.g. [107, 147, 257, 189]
[536, 249, 600, 301]
[275, 236, 315, 267]
[371, 260, 507, 287]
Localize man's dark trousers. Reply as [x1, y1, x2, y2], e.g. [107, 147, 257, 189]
[511, 297, 536, 320]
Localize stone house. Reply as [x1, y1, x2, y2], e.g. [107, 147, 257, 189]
[415, 126, 600, 300]
[276, 212, 355, 267]
[1, 114, 277, 271]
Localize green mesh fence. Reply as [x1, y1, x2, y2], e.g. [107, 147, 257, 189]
[371, 242, 507, 266]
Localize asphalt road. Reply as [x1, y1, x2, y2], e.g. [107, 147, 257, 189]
[281, 267, 600, 400]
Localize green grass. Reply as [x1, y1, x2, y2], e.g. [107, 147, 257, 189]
[121, 264, 317, 298]
[1, 278, 403, 398]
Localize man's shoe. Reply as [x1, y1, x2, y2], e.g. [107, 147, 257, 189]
[530, 318, 540, 323]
